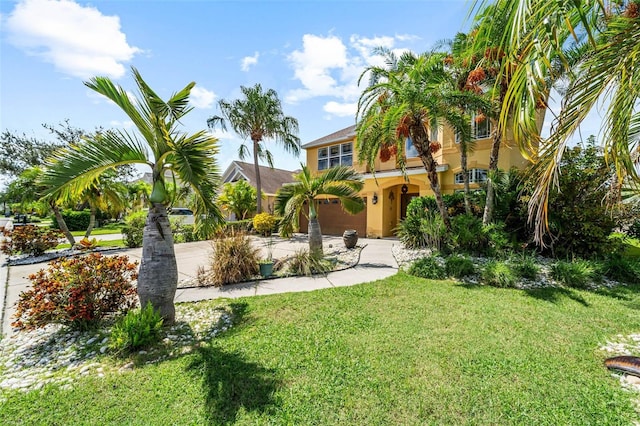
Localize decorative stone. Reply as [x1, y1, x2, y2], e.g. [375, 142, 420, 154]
[343, 230, 358, 249]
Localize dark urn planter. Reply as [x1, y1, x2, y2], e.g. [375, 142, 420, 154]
[259, 262, 274, 278]
[343, 229, 358, 249]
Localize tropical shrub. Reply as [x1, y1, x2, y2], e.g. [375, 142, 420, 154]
[285, 248, 332, 276]
[12, 253, 138, 330]
[121, 210, 147, 248]
[627, 220, 640, 240]
[601, 255, 640, 284]
[218, 180, 257, 220]
[1, 225, 62, 256]
[397, 197, 446, 249]
[109, 302, 163, 354]
[511, 254, 540, 280]
[449, 214, 486, 254]
[209, 233, 260, 286]
[551, 259, 602, 288]
[445, 255, 475, 278]
[253, 212, 276, 236]
[51, 209, 91, 231]
[481, 260, 517, 288]
[407, 256, 446, 280]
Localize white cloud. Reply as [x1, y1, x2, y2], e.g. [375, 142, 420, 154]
[190, 86, 216, 109]
[323, 101, 357, 118]
[4, 0, 140, 79]
[285, 33, 416, 118]
[241, 52, 259, 71]
[109, 120, 134, 129]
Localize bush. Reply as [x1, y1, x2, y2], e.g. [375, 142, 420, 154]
[1, 225, 63, 256]
[253, 213, 276, 236]
[627, 220, 640, 240]
[407, 256, 446, 280]
[223, 219, 253, 234]
[601, 255, 640, 284]
[285, 249, 332, 276]
[209, 233, 260, 286]
[396, 206, 445, 250]
[481, 260, 517, 288]
[449, 214, 486, 254]
[51, 209, 91, 231]
[122, 211, 147, 248]
[109, 302, 163, 354]
[511, 255, 540, 280]
[445, 255, 475, 278]
[12, 253, 138, 330]
[551, 259, 601, 288]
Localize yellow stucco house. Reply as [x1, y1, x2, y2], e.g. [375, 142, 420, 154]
[301, 119, 538, 238]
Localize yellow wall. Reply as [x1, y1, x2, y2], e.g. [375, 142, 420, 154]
[305, 118, 540, 237]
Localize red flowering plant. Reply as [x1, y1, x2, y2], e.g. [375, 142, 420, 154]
[12, 253, 138, 330]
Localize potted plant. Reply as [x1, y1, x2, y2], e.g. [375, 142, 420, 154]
[259, 236, 275, 277]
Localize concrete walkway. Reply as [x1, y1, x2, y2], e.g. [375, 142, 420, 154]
[0, 234, 399, 336]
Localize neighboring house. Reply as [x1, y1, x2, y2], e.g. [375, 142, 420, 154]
[302, 119, 541, 238]
[221, 161, 298, 218]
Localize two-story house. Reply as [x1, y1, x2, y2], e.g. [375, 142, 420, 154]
[301, 119, 539, 238]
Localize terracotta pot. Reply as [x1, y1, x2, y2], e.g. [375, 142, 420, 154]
[343, 230, 358, 249]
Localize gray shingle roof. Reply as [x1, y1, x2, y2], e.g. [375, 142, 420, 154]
[222, 161, 298, 195]
[301, 124, 356, 149]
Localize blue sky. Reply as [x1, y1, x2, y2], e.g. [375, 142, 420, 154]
[0, 0, 603, 185]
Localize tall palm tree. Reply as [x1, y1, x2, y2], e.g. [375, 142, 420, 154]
[472, 0, 640, 244]
[39, 68, 224, 323]
[275, 165, 364, 256]
[207, 84, 300, 214]
[357, 50, 485, 228]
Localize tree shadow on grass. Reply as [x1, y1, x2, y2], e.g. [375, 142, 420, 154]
[523, 286, 590, 307]
[186, 344, 281, 425]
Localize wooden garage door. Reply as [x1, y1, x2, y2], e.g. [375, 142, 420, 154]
[298, 198, 367, 236]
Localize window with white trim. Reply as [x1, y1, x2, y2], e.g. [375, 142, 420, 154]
[318, 142, 352, 170]
[455, 115, 492, 143]
[455, 168, 488, 184]
[405, 137, 418, 158]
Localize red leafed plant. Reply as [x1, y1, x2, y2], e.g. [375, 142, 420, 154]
[1, 225, 62, 256]
[12, 253, 138, 330]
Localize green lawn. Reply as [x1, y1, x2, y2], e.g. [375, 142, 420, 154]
[2, 274, 639, 424]
[55, 239, 125, 250]
[70, 224, 124, 237]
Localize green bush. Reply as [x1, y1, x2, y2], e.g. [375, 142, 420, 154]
[601, 255, 640, 284]
[285, 249, 332, 276]
[511, 255, 540, 280]
[627, 220, 640, 240]
[209, 233, 260, 286]
[396, 201, 445, 250]
[1, 225, 62, 256]
[449, 214, 486, 254]
[51, 209, 91, 231]
[551, 259, 601, 288]
[407, 256, 446, 280]
[109, 302, 163, 354]
[253, 213, 276, 236]
[484, 222, 513, 256]
[481, 260, 517, 288]
[121, 211, 147, 248]
[445, 255, 475, 278]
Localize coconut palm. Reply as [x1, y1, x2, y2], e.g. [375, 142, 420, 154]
[39, 68, 224, 323]
[275, 165, 364, 256]
[207, 84, 300, 214]
[472, 0, 640, 244]
[357, 49, 485, 228]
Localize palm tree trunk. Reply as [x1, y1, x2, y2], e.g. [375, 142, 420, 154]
[51, 203, 75, 246]
[253, 140, 263, 214]
[137, 202, 178, 324]
[461, 145, 472, 215]
[482, 131, 502, 225]
[85, 204, 97, 238]
[308, 219, 323, 257]
[410, 124, 451, 228]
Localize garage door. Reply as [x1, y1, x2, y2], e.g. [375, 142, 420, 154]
[298, 198, 367, 236]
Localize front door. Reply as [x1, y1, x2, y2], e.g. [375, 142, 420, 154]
[400, 193, 419, 220]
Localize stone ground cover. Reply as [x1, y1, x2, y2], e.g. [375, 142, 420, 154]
[1, 274, 639, 424]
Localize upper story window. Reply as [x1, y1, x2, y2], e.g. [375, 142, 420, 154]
[318, 142, 352, 170]
[455, 115, 492, 143]
[455, 168, 488, 184]
[405, 137, 419, 158]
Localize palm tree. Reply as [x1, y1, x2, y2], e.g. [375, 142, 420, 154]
[275, 165, 364, 256]
[472, 0, 640, 244]
[207, 84, 300, 214]
[357, 49, 485, 228]
[39, 68, 224, 323]
[79, 170, 127, 238]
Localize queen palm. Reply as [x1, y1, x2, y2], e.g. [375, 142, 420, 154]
[357, 49, 483, 228]
[472, 0, 640, 243]
[40, 68, 224, 323]
[275, 165, 364, 256]
[207, 84, 300, 214]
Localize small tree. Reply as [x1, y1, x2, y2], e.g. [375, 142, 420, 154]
[218, 180, 258, 220]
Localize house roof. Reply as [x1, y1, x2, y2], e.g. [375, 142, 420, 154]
[221, 161, 298, 195]
[301, 124, 357, 149]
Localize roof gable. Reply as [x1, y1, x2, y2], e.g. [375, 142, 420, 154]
[301, 124, 356, 149]
[221, 161, 298, 195]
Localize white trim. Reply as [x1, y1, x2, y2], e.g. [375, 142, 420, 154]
[362, 165, 448, 180]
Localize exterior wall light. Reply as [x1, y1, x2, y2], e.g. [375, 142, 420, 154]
[372, 193, 378, 204]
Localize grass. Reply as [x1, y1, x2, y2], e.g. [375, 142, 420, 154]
[70, 224, 124, 237]
[55, 239, 125, 250]
[1, 274, 640, 424]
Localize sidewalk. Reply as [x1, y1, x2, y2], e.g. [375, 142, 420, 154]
[1, 235, 399, 336]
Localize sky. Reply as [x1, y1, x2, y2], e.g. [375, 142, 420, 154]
[0, 0, 604, 187]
